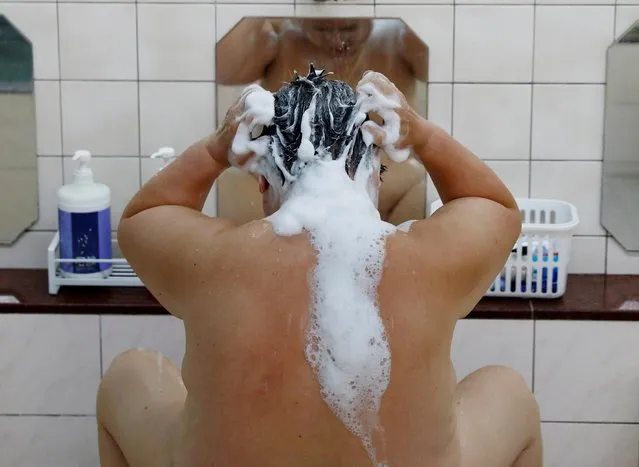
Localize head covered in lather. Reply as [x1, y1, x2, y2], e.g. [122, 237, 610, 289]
[260, 64, 375, 187]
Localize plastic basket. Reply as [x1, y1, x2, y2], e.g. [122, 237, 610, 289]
[429, 198, 579, 299]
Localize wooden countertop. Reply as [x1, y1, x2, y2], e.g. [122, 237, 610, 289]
[1, 269, 638, 320]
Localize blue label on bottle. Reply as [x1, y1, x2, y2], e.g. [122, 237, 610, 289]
[58, 208, 112, 274]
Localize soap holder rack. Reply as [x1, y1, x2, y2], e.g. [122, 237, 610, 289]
[47, 232, 143, 295]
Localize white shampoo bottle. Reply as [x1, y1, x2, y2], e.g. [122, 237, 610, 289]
[57, 150, 112, 278]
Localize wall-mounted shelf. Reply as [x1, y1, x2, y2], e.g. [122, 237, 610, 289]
[47, 232, 143, 295]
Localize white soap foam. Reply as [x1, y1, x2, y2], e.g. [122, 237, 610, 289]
[356, 80, 411, 164]
[230, 86, 275, 170]
[267, 160, 395, 466]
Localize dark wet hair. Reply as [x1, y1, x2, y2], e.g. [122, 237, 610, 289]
[262, 64, 372, 185]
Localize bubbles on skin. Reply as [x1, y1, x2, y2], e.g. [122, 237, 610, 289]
[268, 160, 395, 466]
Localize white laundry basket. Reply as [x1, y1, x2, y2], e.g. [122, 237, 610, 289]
[429, 198, 579, 299]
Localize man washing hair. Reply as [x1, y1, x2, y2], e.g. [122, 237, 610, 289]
[98, 68, 542, 467]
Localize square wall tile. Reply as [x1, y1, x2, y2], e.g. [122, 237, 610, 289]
[140, 82, 215, 156]
[534, 6, 614, 83]
[33, 157, 62, 231]
[375, 6, 454, 82]
[615, 7, 639, 39]
[63, 157, 139, 229]
[217, 0, 291, 4]
[101, 315, 185, 373]
[216, 5, 294, 41]
[454, 6, 533, 83]
[61, 81, 139, 157]
[0, 416, 99, 467]
[34, 81, 61, 156]
[377, 0, 451, 4]
[138, 4, 215, 81]
[535, 321, 639, 422]
[618, 0, 639, 5]
[568, 236, 606, 274]
[452, 320, 533, 388]
[0, 3, 59, 79]
[297, 0, 372, 4]
[0, 232, 52, 268]
[530, 161, 604, 236]
[59, 4, 137, 80]
[542, 423, 639, 467]
[295, 4, 374, 17]
[427, 84, 452, 134]
[453, 84, 531, 160]
[531, 85, 605, 161]
[0, 315, 100, 414]
[606, 237, 639, 274]
[484, 161, 530, 198]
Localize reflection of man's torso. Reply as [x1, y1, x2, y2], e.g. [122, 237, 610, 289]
[217, 21, 427, 225]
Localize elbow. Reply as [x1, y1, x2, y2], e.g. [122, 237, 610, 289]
[503, 205, 523, 246]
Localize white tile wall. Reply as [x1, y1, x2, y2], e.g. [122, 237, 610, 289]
[101, 315, 185, 372]
[1, 0, 639, 272]
[542, 423, 639, 467]
[33, 81, 62, 156]
[139, 82, 216, 155]
[534, 6, 614, 83]
[0, 315, 100, 414]
[138, 4, 216, 81]
[451, 319, 534, 388]
[453, 84, 531, 160]
[535, 321, 639, 423]
[454, 6, 534, 83]
[531, 84, 605, 161]
[61, 81, 139, 157]
[58, 4, 137, 80]
[0, 416, 99, 467]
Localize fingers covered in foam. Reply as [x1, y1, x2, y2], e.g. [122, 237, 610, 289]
[230, 85, 275, 170]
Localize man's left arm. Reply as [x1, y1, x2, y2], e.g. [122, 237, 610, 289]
[118, 137, 234, 318]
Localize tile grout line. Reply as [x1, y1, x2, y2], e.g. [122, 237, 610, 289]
[528, 0, 537, 198]
[99, 315, 104, 378]
[135, 0, 143, 188]
[0, 413, 96, 417]
[55, 1, 65, 180]
[450, 0, 456, 135]
[531, 314, 536, 392]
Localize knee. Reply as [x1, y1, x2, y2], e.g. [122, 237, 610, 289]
[97, 349, 163, 420]
[470, 365, 540, 421]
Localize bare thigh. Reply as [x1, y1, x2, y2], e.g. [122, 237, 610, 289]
[97, 349, 187, 467]
[455, 365, 542, 467]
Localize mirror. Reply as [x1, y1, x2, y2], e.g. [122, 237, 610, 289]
[215, 17, 429, 226]
[602, 19, 639, 252]
[0, 15, 37, 244]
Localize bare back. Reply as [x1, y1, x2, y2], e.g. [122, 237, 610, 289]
[175, 221, 461, 467]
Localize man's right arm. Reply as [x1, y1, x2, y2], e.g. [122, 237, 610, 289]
[407, 121, 522, 316]
[216, 19, 280, 85]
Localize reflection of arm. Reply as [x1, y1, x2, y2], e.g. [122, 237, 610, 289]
[216, 18, 280, 85]
[398, 27, 428, 82]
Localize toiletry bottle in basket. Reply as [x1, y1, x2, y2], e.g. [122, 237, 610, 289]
[57, 150, 112, 278]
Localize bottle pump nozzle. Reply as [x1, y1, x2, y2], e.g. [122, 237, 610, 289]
[72, 150, 93, 184]
[151, 147, 177, 171]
